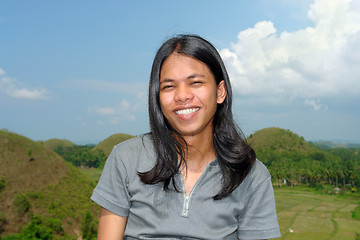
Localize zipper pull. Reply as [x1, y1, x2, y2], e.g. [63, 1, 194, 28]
[182, 195, 190, 217]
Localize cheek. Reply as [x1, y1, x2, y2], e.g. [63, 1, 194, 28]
[201, 89, 218, 106]
[159, 94, 170, 115]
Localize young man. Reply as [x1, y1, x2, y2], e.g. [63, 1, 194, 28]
[91, 35, 281, 239]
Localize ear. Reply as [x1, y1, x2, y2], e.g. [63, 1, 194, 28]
[216, 80, 226, 104]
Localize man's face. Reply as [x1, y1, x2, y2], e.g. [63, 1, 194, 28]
[159, 53, 226, 138]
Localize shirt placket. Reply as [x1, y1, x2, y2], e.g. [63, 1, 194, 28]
[179, 164, 211, 218]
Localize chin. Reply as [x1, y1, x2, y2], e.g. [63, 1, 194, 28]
[176, 129, 201, 137]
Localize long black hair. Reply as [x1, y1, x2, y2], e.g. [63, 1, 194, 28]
[138, 34, 256, 200]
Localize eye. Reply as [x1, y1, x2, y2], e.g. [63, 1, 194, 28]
[161, 84, 175, 91]
[191, 81, 204, 86]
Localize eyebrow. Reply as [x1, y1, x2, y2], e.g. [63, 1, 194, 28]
[159, 79, 174, 85]
[187, 74, 206, 79]
[160, 74, 206, 84]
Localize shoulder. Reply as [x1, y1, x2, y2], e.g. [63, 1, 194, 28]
[236, 159, 271, 196]
[114, 134, 152, 150]
[110, 134, 156, 172]
[248, 159, 271, 182]
[113, 134, 154, 155]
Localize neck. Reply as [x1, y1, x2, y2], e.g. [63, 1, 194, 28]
[177, 131, 216, 172]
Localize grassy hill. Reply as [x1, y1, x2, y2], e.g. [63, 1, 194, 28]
[246, 127, 355, 187]
[38, 138, 76, 151]
[247, 127, 318, 155]
[91, 133, 135, 157]
[0, 130, 99, 239]
[246, 127, 328, 166]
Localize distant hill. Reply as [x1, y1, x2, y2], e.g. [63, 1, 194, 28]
[0, 130, 99, 239]
[313, 140, 360, 149]
[38, 138, 75, 151]
[92, 133, 135, 157]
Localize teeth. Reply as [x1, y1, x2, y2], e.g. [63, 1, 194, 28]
[176, 108, 199, 115]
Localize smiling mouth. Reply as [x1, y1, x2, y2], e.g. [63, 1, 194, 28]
[175, 108, 199, 115]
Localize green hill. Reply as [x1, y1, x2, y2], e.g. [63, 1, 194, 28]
[92, 133, 135, 157]
[38, 138, 75, 151]
[247, 127, 319, 159]
[0, 130, 99, 239]
[246, 127, 348, 187]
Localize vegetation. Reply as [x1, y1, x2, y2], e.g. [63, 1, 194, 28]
[353, 205, 360, 220]
[2, 127, 359, 238]
[91, 133, 134, 158]
[0, 177, 5, 193]
[2, 215, 66, 240]
[51, 133, 134, 169]
[39, 138, 75, 151]
[314, 140, 360, 149]
[49, 133, 135, 169]
[0, 130, 99, 239]
[54, 145, 106, 168]
[0, 212, 6, 234]
[324, 148, 360, 187]
[13, 194, 31, 216]
[274, 187, 360, 240]
[247, 128, 360, 189]
[78, 168, 102, 183]
[82, 210, 97, 240]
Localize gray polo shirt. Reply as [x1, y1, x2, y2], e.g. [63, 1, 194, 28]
[91, 135, 281, 239]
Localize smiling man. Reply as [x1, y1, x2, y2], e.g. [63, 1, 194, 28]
[91, 34, 281, 240]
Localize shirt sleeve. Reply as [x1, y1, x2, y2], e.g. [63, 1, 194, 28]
[91, 146, 130, 217]
[237, 176, 281, 240]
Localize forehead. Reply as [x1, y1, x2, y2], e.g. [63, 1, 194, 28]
[160, 53, 213, 80]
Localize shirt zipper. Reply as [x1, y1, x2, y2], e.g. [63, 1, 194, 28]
[182, 195, 190, 217]
[180, 164, 212, 218]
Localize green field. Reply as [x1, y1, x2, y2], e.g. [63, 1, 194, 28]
[80, 168, 359, 240]
[274, 188, 360, 240]
[78, 167, 102, 183]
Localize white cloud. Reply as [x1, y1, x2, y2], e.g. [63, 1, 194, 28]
[0, 70, 49, 100]
[109, 114, 136, 124]
[88, 106, 116, 115]
[304, 99, 328, 111]
[220, 0, 360, 106]
[109, 117, 120, 125]
[96, 120, 105, 125]
[85, 79, 148, 125]
[121, 99, 131, 109]
[88, 95, 145, 124]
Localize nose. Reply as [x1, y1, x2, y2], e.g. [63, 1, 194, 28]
[174, 84, 193, 103]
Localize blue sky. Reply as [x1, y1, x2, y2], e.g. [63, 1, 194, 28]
[1, 0, 359, 144]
